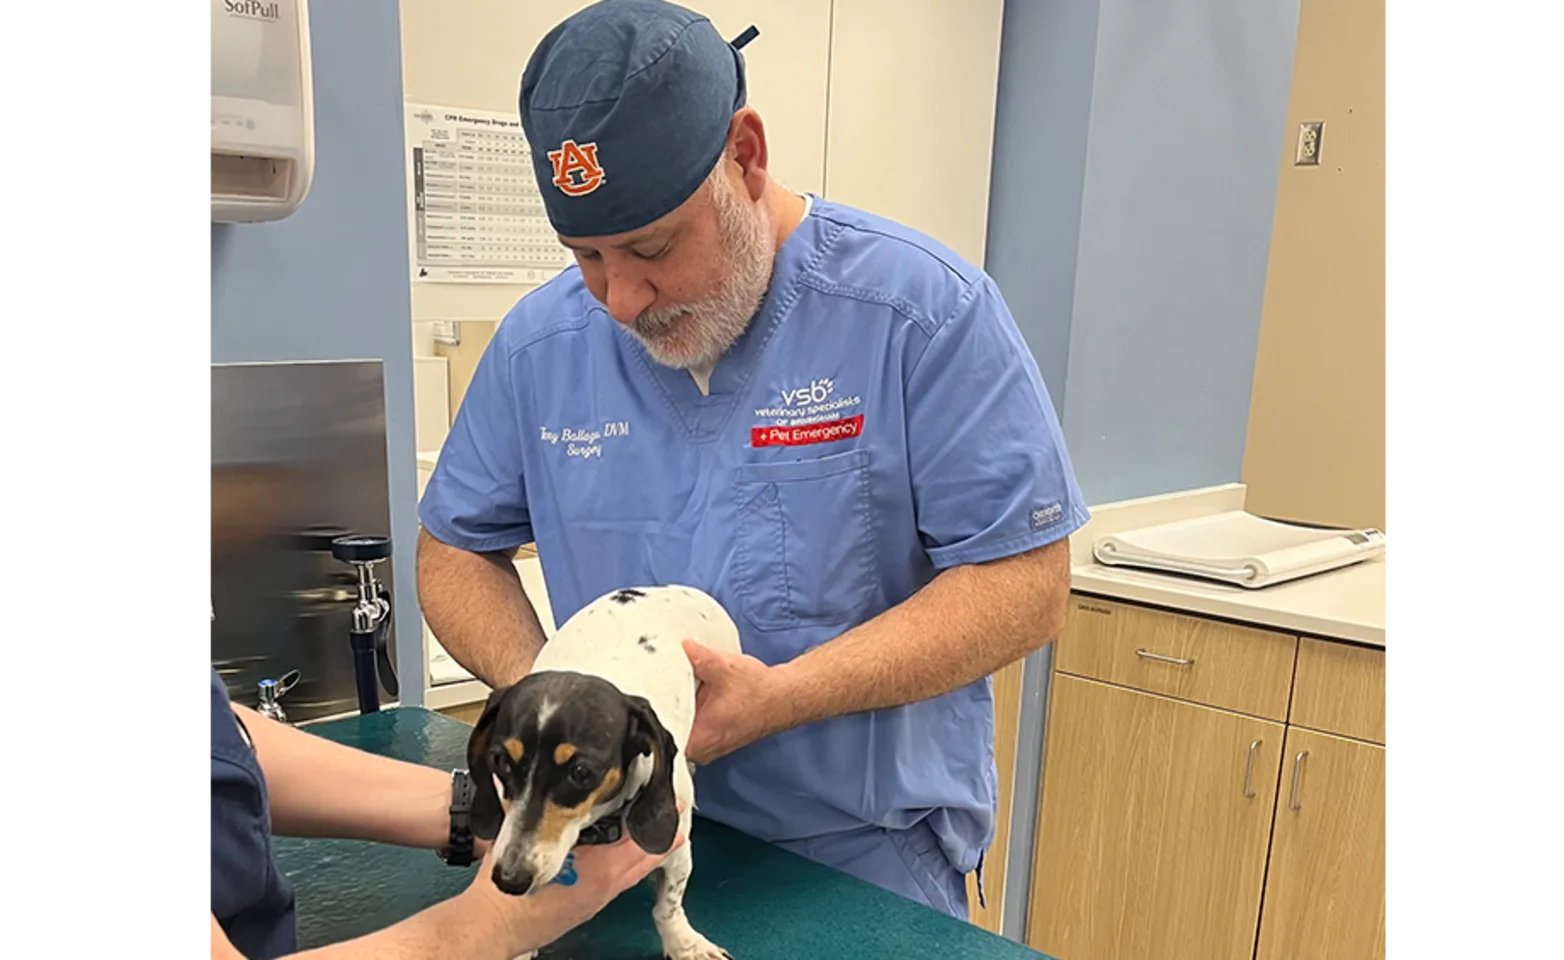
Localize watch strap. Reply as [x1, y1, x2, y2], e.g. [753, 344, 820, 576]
[440, 769, 477, 866]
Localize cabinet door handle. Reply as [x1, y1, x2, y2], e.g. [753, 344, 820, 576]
[1243, 739, 1262, 798]
[1288, 750, 1309, 810]
[1135, 649, 1195, 666]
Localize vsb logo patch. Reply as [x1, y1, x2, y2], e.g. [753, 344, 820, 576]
[547, 139, 606, 197]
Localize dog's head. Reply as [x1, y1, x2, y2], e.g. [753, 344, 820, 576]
[465, 670, 680, 895]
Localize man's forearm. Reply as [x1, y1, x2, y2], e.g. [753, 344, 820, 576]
[773, 538, 1072, 729]
[235, 703, 450, 848]
[417, 528, 549, 688]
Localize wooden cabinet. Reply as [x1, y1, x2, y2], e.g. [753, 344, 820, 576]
[1290, 638, 1386, 744]
[1028, 674, 1283, 960]
[437, 700, 484, 726]
[1256, 728, 1386, 960]
[1028, 595, 1386, 960]
[1056, 597, 1297, 720]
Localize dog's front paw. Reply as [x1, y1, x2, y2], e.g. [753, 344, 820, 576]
[662, 931, 733, 960]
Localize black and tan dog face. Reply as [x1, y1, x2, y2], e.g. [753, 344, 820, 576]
[466, 670, 679, 895]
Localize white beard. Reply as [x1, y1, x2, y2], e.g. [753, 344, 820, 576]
[625, 175, 775, 371]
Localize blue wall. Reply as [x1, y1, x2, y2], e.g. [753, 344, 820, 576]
[984, 0, 1102, 420]
[988, 0, 1301, 504]
[984, 0, 1301, 939]
[210, 0, 424, 702]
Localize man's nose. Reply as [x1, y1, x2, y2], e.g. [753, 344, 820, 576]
[603, 267, 655, 324]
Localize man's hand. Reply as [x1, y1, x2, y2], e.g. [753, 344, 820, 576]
[682, 641, 798, 765]
[685, 540, 1071, 759]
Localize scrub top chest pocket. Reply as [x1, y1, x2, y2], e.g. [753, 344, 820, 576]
[732, 448, 875, 634]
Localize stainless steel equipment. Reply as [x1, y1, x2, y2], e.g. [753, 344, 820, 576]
[331, 532, 398, 713]
[211, 360, 400, 722]
[257, 670, 300, 723]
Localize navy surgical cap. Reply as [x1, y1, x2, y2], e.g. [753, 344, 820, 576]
[520, 0, 755, 238]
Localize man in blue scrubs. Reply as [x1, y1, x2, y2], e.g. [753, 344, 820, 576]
[417, 0, 1089, 919]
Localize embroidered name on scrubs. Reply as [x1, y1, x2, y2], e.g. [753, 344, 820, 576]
[751, 376, 865, 446]
[538, 420, 632, 459]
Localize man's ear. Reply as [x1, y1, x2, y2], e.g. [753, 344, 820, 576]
[624, 694, 680, 855]
[726, 106, 769, 201]
[465, 687, 508, 840]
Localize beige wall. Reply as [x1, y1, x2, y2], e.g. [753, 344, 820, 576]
[432, 321, 499, 423]
[1241, 0, 1385, 531]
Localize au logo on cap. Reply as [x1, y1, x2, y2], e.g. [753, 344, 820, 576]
[547, 139, 606, 197]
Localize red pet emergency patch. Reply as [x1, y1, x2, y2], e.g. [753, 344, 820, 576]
[750, 415, 864, 448]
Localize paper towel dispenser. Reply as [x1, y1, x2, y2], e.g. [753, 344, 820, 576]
[211, 0, 315, 222]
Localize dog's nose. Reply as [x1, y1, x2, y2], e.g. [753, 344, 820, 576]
[491, 863, 535, 896]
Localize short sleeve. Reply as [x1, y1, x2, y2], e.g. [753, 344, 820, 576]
[417, 335, 534, 552]
[907, 276, 1090, 569]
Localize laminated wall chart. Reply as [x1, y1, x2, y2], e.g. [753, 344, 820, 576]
[405, 103, 572, 285]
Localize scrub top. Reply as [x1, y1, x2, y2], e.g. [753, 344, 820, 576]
[211, 668, 297, 958]
[419, 197, 1090, 887]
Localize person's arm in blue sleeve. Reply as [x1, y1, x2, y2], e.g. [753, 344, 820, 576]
[417, 333, 552, 688]
[685, 276, 1089, 763]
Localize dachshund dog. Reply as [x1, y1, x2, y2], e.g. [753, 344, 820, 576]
[465, 584, 740, 960]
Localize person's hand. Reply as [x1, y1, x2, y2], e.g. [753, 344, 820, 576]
[464, 818, 686, 953]
[682, 640, 797, 764]
[562, 830, 682, 902]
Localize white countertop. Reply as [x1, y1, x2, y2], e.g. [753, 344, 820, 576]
[1068, 484, 1385, 648]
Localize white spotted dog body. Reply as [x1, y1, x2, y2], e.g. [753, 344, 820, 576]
[466, 584, 740, 960]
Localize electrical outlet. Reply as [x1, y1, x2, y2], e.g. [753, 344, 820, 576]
[1295, 121, 1324, 166]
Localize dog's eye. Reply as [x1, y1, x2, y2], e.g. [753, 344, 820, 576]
[567, 762, 594, 786]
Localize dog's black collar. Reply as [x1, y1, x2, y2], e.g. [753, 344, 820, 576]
[576, 807, 628, 846]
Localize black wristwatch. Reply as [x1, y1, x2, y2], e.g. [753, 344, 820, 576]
[437, 769, 477, 867]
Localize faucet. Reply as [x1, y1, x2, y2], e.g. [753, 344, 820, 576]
[256, 670, 301, 723]
[331, 534, 399, 714]
[213, 598, 301, 724]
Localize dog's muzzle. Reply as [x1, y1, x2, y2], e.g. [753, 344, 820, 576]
[491, 862, 535, 896]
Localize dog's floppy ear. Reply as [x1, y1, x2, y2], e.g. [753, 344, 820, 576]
[465, 687, 508, 840]
[624, 694, 680, 855]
